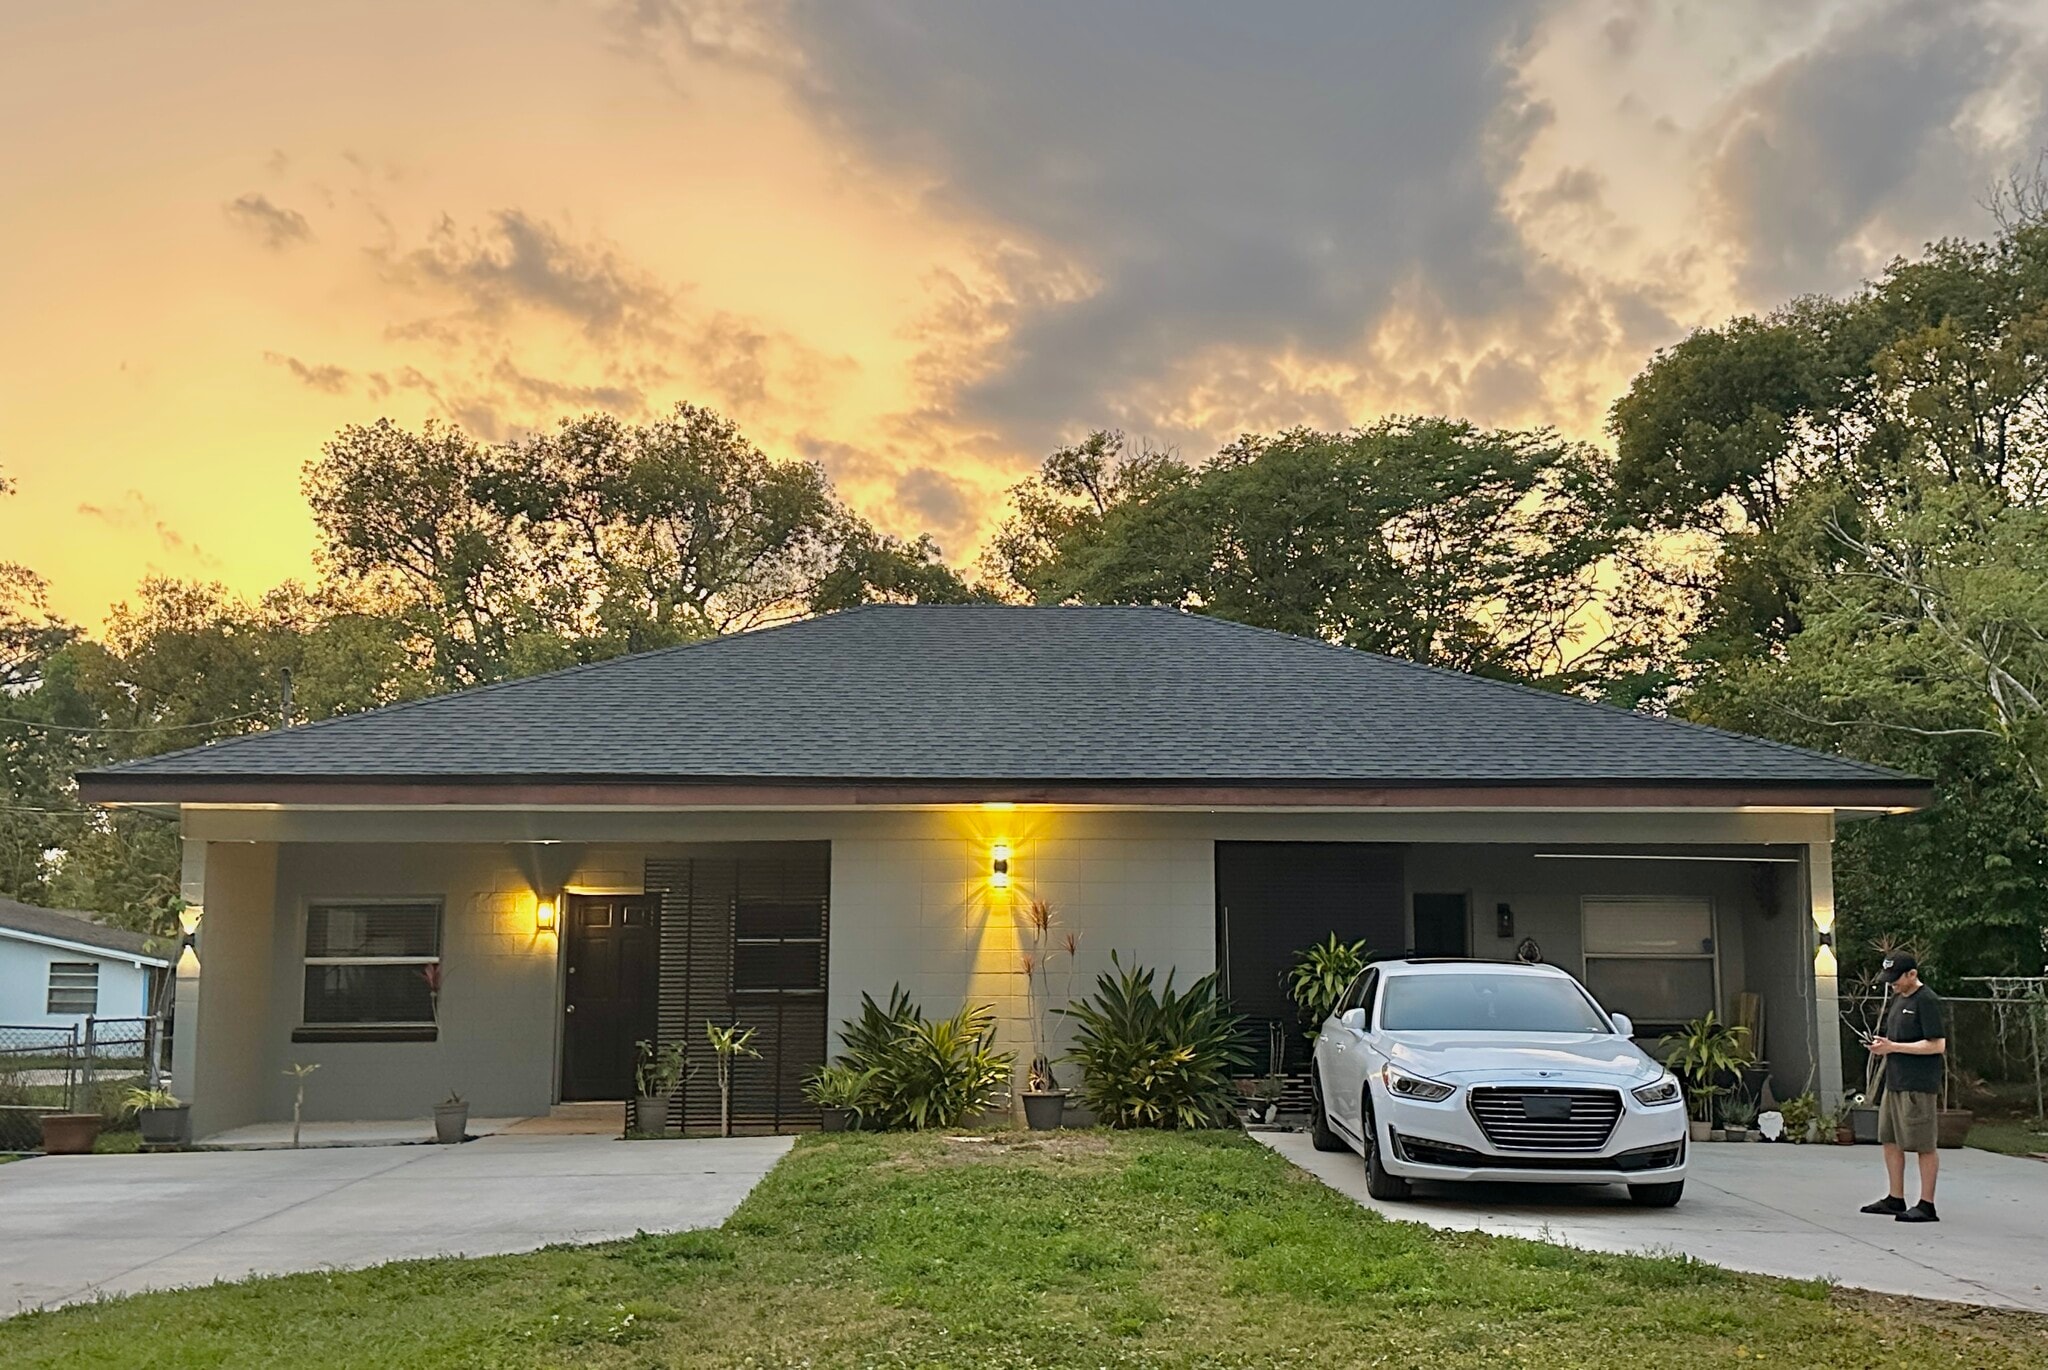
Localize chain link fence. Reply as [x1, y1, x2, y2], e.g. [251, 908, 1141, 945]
[0, 1016, 167, 1152]
[1841, 986, 2047, 1123]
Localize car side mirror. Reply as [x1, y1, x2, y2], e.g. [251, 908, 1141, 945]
[1610, 1013, 1634, 1039]
[1339, 1007, 1367, 1032]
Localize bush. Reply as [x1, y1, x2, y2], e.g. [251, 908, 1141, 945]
[1286, 934, 1371, 1039]
[1063, 953, 1251, 1129]
[832, 987, 1013, 1130]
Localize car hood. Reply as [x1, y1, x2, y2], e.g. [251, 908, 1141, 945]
[1385, 1033, 1659, 1086]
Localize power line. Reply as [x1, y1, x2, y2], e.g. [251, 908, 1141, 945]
[0, 711, 268, 736]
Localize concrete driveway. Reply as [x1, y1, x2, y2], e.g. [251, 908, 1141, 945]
[0, 1132, 793, 1315]
[1260, 1132, 2048, 1312]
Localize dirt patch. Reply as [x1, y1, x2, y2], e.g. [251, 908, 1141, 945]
[873, 1129, 1122, 1173]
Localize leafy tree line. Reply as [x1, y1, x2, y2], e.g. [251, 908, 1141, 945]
[6, 201, 2047, 981]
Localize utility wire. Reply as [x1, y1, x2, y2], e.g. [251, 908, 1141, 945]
[0, 711, 268, 735]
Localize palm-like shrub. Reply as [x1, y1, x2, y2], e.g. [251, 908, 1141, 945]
[1287, 934, 1371, 1039]
[1063, 954, 1251, 1129]
[832, 987, 1012, 1130]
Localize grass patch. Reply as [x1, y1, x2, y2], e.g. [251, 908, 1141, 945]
[4, 1130, 2045, 1368]
[1968, 1120, 2048, 1157]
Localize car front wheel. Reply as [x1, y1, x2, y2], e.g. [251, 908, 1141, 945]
[1360, 1092, 1411, 1201]
[1628, 1181, 1684, 1208]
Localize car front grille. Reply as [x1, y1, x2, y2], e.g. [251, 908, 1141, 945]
[1467, 1086, 1622, 1151]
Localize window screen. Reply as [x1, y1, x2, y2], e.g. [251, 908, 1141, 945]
[1581, 897, 1717, 1031]
[47, 961, 99, 1015]
[303, 901, 442, 1025]
[732, 896, 824, 992]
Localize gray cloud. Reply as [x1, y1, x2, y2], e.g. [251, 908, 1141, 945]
[223, 192, 313, 249]
[387, 209, 675, 340]
[77, 491, 218, 567]
[1703, 0, 2048, 298]
[263, 352, 352, 393]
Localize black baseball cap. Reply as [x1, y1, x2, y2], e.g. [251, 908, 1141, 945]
[1880, 953, 1919, 983]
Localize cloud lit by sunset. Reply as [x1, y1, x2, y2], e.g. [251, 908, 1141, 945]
[5, 0, 2045, 625]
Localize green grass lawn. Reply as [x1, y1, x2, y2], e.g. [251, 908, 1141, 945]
[1968, 1119, 2048, 1157]
[4, 1130, 2046, 1369]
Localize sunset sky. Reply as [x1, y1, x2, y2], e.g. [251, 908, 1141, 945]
[4, 0, 2045, 626]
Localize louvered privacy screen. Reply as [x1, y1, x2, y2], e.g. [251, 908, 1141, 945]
[645, 846, 830, 1134]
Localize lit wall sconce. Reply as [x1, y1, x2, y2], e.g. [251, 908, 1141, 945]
[178, 904, 203, 937]
[991, 842, 1011, 890]
[536, 897, 558, 933]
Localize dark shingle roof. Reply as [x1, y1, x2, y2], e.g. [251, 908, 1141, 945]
[84, 605, 1912, 790]
[0, 897, 168, 962]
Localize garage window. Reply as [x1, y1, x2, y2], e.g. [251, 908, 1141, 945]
[47, 961, 99, 1015]
[1581, 897, 1717, 1033]
[302, 901, 442, 1025]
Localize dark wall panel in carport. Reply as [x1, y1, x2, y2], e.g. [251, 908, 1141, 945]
[1215, 841, 1407, 1033]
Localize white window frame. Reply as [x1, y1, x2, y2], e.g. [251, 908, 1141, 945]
[1580, 896, 1720, 1028]
[47, 960, 99, 1015]
[301, 898, 444, 1028]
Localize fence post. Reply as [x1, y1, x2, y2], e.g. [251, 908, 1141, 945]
[81, 1016, 97, 1107]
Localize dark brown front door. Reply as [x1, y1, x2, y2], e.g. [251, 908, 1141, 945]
[562, 896, 658, 1101]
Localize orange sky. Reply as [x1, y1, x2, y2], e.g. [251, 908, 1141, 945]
[4, 1, 2042, 627]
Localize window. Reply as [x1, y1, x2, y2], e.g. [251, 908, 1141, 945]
[1380, 973, 1609, 1033]
[47, 961, 99, 1015]
[732, 894, 824, 992]
[1581, 897, 1717, 1031]
[1335, 972, 1370, 1016]
[302, 901, 442, 1026]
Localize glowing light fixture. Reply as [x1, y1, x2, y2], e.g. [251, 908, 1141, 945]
[991, 842, 1012, 890]
[536, 898, 558, 933]
[177, 904, 203, 937]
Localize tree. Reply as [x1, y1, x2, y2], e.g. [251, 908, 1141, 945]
[989, 420, 1626, 685]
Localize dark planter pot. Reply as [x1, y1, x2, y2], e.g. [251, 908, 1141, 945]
[818, 1106, 853, 1133]
[1937, 1109, 1973, 1150]
[1850, 1106, 1880, 1145]
[633, 1094, 673, 1136]
[433, 1103, 469, 1145]
[138, 1105, 191, 1147]
[1022, 1092, 1067, 1131]
[40, 1113, 102, 1155]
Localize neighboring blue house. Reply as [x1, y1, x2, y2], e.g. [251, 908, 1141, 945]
[0, 897, 169, 1029]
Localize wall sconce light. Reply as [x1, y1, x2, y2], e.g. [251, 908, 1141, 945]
[991, 843, 1011, 890]
[178, 904, 203, 937]
[536, 898, 558, 933]
[1495, 903, 1514, 939]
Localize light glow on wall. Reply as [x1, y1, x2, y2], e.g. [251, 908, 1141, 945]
[535, 897, 558, 933]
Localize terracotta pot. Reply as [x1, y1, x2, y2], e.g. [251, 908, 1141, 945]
[433, 1102, 469, 1145]
[1834, 1125, 1855, 1145]
[1022, 1091, 1067, 1131]
[138, 1105, 191, 1147]
[1936, 1109, 1973, 1150]
[39, 1113, 102, 1155]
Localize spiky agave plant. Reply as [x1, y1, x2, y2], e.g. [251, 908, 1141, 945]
[1062, 952, 1251, 1129]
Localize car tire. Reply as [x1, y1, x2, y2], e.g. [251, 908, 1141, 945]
[1628, 1181, 1684, 1208]
[1308, 1072, 1345, 1152]
[1360, 1093, 1411, 1201]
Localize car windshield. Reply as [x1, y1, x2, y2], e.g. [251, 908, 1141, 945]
[1379, 973, 1610, 1034]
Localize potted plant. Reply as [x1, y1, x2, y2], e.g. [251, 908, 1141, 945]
[434, 1090, 469, 1144]
[123, 1086, 191, 1146]
[1659, 1013, 1754, 1144]
[1019, 899, 1081, 1129]
[802, 1064, 870, 1132]
[1287, 934, 1371, 1046]
[1937, 1071, 1974, 1150]
[1778, 1092, 1818, 1144]
[38, 1111, 102, 1155]
[1826, 1099, 1856, 1145]
[1239, 1074, 1285, 1127]
[633, 1039, 690, 1136]
[1722, 1098, 1758, 1142]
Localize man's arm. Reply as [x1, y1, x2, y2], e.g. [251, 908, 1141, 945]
[1870, 1037, 1946, 1056]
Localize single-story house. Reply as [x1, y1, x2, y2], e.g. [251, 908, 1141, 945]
[77, 606, 1929, 1139]
[0, 897, 169, 1029]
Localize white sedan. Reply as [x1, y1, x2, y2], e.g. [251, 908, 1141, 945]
[1309, 958, 1688, 1206]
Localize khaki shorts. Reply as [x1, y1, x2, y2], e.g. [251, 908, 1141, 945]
[1878, 1089, 1939, 1152]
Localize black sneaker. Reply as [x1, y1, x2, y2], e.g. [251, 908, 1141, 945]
[1859, 1196, 1906, 1215]
[1895, 1201, 1940, 1223]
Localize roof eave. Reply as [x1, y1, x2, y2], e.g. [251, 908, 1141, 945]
[77, 773, 1936, 814]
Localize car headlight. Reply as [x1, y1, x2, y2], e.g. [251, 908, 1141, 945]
[1632, 1075, 1682, 1106]
[1382, 1065, 1455, 1102]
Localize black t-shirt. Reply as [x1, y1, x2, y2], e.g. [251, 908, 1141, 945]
[1880, 986, 1946, 1095]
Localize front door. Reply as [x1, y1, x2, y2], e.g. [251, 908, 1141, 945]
[562, 896, 658, 1101]
[1413, 892, 1470, 958]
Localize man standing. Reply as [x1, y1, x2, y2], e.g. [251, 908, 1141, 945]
[1858, 953, 1947, 1223]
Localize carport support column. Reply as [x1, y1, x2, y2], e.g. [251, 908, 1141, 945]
[1807, 836, 1845, 1109]
[170, 837, 205, 1105]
